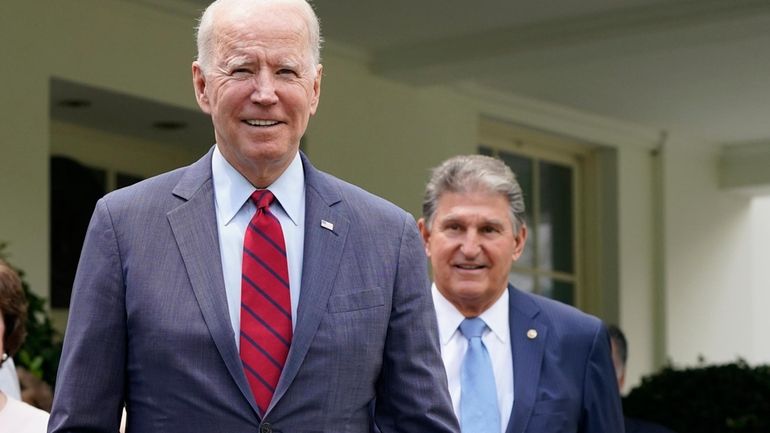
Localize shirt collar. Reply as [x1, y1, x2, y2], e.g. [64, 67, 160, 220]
[432, 283, 510, 346]
[212, 145, 304, 226]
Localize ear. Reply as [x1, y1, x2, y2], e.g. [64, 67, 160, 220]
[309, 64, 323, 116]
[417, 217, 431, 257]
[618, 369, 626, 392]
[511, 224, 528, 261]
[192, 62, 211, 114]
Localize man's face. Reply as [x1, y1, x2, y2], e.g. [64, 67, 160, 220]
[419, 190, 527, 316]
[192, 3, 322, 186]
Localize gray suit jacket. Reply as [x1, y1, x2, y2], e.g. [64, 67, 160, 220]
[49, 150, 459, 433]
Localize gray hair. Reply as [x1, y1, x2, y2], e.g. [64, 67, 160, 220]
[422, 154, 526, 231]
[195, 0, 323, 73]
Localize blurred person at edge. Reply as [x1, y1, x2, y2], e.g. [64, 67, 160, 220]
[608, 325, 677, 433]
[0, 259, 49, 433]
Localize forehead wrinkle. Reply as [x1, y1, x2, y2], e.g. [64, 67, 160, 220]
[215, 30, 312, 72]
[211, 4, 313, 60]
[221, 54, 250, 68]
[437, 210, 508, 228]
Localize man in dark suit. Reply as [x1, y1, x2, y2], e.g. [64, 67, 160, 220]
[417, 154, 624, 433]
[48, 1, 459, 432]
[608, 325, 677, 433]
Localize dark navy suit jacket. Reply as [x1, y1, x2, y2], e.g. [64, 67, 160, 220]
[503, 285, 625, 433]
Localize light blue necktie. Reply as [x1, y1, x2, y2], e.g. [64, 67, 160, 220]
[459, 317, 500, 433]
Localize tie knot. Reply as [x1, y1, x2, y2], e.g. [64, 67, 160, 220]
[459, 317, 487, 339]
[251, 190, 275, 210]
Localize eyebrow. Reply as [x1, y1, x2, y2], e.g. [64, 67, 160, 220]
[222, 56, 251, 68]
[439, 215, 506, 227]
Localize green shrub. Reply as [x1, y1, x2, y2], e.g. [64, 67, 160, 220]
[624, 359, 770, 433]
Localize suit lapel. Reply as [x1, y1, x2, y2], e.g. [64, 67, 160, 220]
[167, 150, 259, 416]
[506, 286, 548, 433]
[268, 154, 350, 412]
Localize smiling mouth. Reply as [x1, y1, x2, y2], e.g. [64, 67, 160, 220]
[243, 119, 280, 127]
[454, 264, 485, 270]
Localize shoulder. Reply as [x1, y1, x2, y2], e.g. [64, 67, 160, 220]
[99, 151, 211, 214]
[510, 287, 604, 341]
[102, 165, 193, 206]
[304, 158, 414, 225]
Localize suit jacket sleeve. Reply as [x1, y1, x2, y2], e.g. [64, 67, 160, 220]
[373, 215, 460, 433]
[49, 199, 126, 433]
[580, 324, 625, 433]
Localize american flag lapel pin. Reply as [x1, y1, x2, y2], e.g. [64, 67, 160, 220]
[320, 219, 334, 231]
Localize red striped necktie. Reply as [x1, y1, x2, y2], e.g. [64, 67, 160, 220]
[239, 189, 292, 413]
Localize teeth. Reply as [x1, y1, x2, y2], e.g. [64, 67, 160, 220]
[245, 119, 279, 126]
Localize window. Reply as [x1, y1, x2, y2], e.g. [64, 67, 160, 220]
[479, 119, 589, 306]
[50, 155, 144, 308]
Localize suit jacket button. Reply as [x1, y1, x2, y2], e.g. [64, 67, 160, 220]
[260, 422, 272, 433]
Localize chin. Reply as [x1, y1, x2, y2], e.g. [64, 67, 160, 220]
[455, 285, 492, 299]
[245, 141, 297, 158]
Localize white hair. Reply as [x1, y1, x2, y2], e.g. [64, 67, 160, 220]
[195, 0, 322, 73]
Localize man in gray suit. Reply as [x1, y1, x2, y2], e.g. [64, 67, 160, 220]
[48, 1, 458, 432]
[417, 155, 624, 433]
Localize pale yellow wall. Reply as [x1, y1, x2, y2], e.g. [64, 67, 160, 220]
[1, 4, 53, 301]
[308, 53, 476, 216]
[44, 2, 198, 110]
[50, 120, 209, 179]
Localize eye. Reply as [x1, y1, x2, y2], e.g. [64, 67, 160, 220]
[230, 68, 253, 79]
[445, 223, 462, 232]
[480, 225, 501, 234]
[277, 68, 297, 77]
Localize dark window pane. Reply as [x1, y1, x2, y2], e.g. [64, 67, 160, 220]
[538, 161, 573, 273]
[50, 156, 107, 308]
[116, 172, 144, 189]
[553, 280, 574, 305]
[498, 151, 533, 222]
[540, 278, 574, 305]
[498, 151, 534, 268]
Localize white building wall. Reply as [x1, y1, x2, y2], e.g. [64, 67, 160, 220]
[664, 139, 756, 365]
[616, 146, 657, 392]
[750, 196, 770, 363]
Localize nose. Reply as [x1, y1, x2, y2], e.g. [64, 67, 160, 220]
[459, 230, 482, 258]
[249, 70, 279, 106]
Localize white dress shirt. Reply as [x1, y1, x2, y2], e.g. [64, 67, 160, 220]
[432, 284, 514, 433]
[212, 146, 306, 346]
